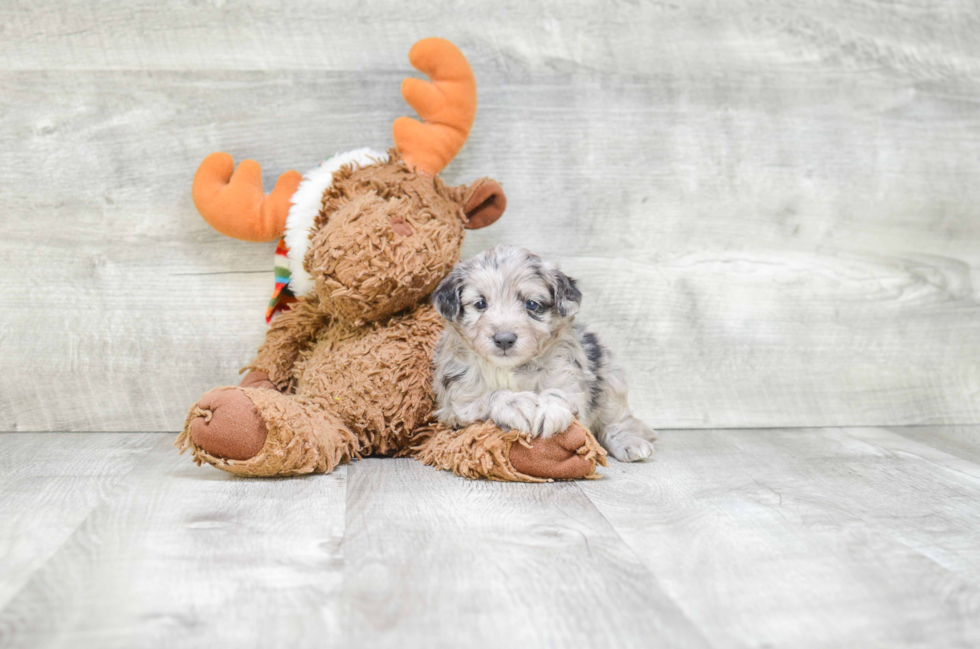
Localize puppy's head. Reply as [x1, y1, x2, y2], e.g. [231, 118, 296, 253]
[433, 245, 582, 368]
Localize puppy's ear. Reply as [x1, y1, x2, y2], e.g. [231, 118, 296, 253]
[433, 267, 464, 321]
[549, 268, 582, 318]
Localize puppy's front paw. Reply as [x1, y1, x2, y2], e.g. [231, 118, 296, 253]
[532, 394, 575, 438]
[493, 392, 539, 434]
[607, 436, 655, 463]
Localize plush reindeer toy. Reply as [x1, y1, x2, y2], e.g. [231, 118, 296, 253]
[176, 38, 607, 481]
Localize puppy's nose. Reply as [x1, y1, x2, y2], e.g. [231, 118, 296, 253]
[493, 331, 517, 351]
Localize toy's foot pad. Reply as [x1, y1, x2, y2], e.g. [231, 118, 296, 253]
[188, 388, 268, 461]
[509, 422, 597, 480]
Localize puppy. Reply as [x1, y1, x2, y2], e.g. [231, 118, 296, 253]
[431, 245, 656, 462]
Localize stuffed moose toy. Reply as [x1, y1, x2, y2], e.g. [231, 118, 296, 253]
[176, 38, 607, 481]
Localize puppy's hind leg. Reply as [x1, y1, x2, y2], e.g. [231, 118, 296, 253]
[598, 416, 656, 462]
[594, 363, 657, 463]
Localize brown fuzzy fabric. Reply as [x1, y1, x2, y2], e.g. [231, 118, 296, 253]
[413, 419, 546, 482]
[413, 420, 607, 483]
[307, 152, 467, 325]
[244, 296, 334, 392]
[177, 386, 358, 478]
[294, 302, 444, 455]
[177, 150, 606, 482]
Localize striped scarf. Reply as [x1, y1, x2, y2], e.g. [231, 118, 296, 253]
[266, 237, 297, 323]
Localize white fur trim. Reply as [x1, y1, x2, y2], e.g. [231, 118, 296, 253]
[284, 147, 389, 296]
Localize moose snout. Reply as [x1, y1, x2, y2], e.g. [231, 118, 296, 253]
[388, 215, 413, 237]
[493, 331, 517, 351]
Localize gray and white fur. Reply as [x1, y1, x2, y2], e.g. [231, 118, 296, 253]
[431, 245, 656, 462]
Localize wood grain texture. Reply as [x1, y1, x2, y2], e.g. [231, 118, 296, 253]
[2, 0, 979, 77]
[0, 432, 157, 609]
[2, 1, 980, 430]
[579, 426, 980, 648]
[342, 458, 708, 649]
[4, 428, 980, 646]
[0, 435, 349, 649]
[890, 425, 980, 466]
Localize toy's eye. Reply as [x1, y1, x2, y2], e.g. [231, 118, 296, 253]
[525, 300, 540, 312]
[474, 299, 487, 310]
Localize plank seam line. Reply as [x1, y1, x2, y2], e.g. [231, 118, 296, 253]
[570, 481, 715, 647]
[0, 434, 160, 612]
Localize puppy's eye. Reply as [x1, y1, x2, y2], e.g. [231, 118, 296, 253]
[474, 299, 487, 310]
[525, 300, 540, 312]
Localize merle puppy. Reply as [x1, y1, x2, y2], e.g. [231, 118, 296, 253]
[431, 245, 656, 462]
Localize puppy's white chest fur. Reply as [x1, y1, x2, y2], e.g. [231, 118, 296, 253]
[476, 358, 521, 391]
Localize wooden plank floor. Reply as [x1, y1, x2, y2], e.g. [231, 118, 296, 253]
[2, 428, 979, 648]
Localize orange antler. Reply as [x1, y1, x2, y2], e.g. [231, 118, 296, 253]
[393, 38, 477, 177]
[191, 153, 302, 242]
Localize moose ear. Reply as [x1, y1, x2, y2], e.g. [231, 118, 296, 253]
[462, 178, 507, 230]
[432, 267, 464, 321]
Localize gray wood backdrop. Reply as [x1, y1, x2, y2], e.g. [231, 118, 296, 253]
[2, 0, 979, 432]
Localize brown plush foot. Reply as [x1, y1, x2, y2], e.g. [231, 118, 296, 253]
[509, 422, 596, 479]
[188, 387, 268, 461]
[239, 370, 279, 391]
